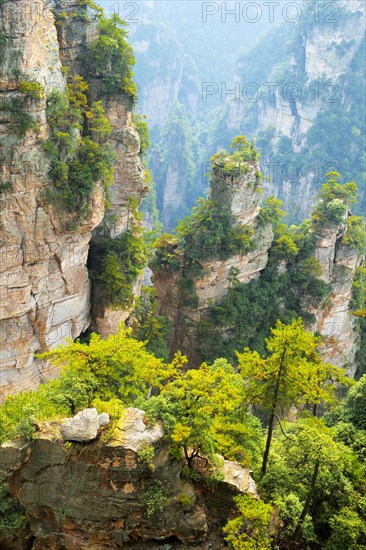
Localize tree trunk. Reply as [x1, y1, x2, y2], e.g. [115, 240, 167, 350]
[261, 407, 276, 475]
[292, 458, 320, 544]
[261, 344, 287, 475]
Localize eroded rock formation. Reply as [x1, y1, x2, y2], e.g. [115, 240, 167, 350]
[153, 158, 273, 361]
[0, 0, 146, 398]
[0, 408, 257, 549]
[308, 223, 360, 374]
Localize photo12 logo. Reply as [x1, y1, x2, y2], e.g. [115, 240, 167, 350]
[202, 2, 339, 24]
[202, 81, 341, 105]
[201, 159, 341, 185]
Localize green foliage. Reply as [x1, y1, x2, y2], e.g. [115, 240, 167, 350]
[327, 508, 366, 549]
[197, 225, 330, 363]
[177, 197, 254, 263]
[210, 136, 259, 179]
[45, 78, 115, 223]
[194, 173, 362, 364]
[0, 328, 182, 445]
[137, 444, 155, 465]
[0, 385, 62, 444]
[0, 485, 27, 539]
[312, 172, 358, 228]
[77, 0, 103, 13]
[132, 113, 151, 157]
[223, 494, 272, 549]
[237, 319, 352, 473]
[38, 326, 180, 405]
[230, 135, 260, 160]
[89, 212, 147, 309]
[144, 358, 263, 469]
[151, 233, 181, 274]
[19, 80, 45, 100]
[143, 480, 166, 517]
[351, 265, 366, 315]
[342, 216, 366, 252]
[261, 418, 366, 549]
[86, 100, 112, 141]
[344, 375, 366, 431]
[133, 286, 170, 361]
[257, 196, 285, 227]
[88, 15, 137, 99]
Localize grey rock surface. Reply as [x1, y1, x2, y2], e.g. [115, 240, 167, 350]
[60, 408, 110, 442]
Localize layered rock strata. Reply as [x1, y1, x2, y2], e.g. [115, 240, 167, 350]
[0, 408, 257, 549]
[307, 223, 360, 374]
[0, 0, 146, 398]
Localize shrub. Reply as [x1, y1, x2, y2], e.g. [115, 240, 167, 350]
[89, 218, 147, 309]
[223, 494, 272, 549]
[257, 196, 286, 227]
[143, 481, 166, 517]
[132, 113, 151, 157]
[151, 234, 180, 274]
[177, 198, 254, 263]
[342, 216, 366, 252]
[45, 80, 115, 222]
[88, 15, 137, 100]
[312, 172, 358, 228]
[133, 286, 170, 361]
[137, 445, 155, 464]
[0, 485, 27, 539]
[19, 81, 45, 100]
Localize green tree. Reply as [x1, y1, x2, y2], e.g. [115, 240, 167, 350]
[223, 494, 272, 549]
[144, 358, 262, 470]
[344, 375, 366, 430]
[38, 326, 182, 403]
[88, 14, 137, 99]
[261, 418, 366, 549]
[312, 172, 358, 227]
[237, 319, 351, 474]
[257, 196, 286, 227]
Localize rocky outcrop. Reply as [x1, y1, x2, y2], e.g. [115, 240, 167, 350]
[53, 0, 148, 337]
[0, 0, 102, 398]
[61, 408, 110, 442]
[0, 0, 146, 398]
[153, 159, 273, 360]
[0, 408, 257, 549]
[307, 224, 360, 374]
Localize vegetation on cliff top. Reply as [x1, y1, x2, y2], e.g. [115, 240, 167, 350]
[87, 14, 137, 100]
[152, 136, 261, 272]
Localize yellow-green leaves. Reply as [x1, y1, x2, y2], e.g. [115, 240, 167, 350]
[224, 494, 272, 550]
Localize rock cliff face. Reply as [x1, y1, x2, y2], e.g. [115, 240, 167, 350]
[0, 408, 257, 549]
[0, 0, 146, 398]
[307, 223, 360, 375]
[153, 160, 273, 361]
[225, 0, 366, 220]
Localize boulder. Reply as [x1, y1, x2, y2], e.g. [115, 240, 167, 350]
[223, 460, 258, 496]
[113, 407, 164, 452]
[60, 408, 110, 442]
